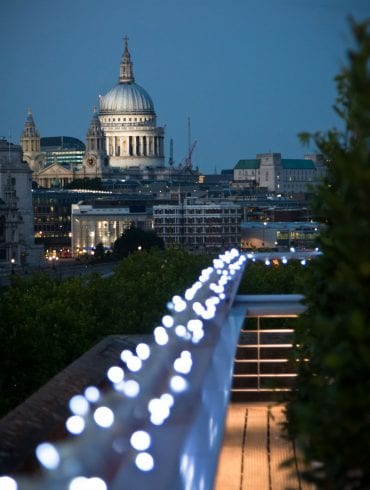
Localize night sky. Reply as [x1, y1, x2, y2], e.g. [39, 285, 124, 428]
[1, 0, 369, 173]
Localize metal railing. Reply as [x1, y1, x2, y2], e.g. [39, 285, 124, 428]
[1, 249, 248, 490]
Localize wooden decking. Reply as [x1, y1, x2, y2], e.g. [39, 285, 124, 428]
[214, 403, 315, 490]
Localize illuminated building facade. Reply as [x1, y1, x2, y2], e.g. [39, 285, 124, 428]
[71, 201, 153, 255]
[153, 198, 242, 252]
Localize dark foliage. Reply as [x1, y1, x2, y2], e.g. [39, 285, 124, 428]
[286, 19, 370, 489]
[0, 249, 209, 417]
[113, 224, 165, 257]
[63, 178, 103, 190]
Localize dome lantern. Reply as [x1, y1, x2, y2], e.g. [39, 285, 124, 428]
[119, 35, 135, 84]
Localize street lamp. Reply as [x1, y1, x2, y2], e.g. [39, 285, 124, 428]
[10, 258, 15, 275]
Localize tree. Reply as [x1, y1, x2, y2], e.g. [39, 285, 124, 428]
[287, 19, 370, 488]
[113, 224, 164, 257]
[94, 242, 106, 261]
[0, 248, 209, 416]
[63, 178, 103, 190]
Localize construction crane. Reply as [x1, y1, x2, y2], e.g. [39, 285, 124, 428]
[184, 140, 197, 169]
[182, 117, 197, 169]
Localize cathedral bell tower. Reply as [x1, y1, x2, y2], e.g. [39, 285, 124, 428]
[20, 109, 45, 172]
[83, 108, 109, 178]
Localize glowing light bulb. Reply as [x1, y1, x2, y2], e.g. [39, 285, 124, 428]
[170, 375, 188, 393]
[35, 442, 60, 470]
[135, 452, 154, 472]
[107, 366, 124, 384]
[0, 476, 17, 490]
[136, 343, 151, 360]
[126, 356, 142, 372]
[123, 380, 140, 397]
[66, 415, 85, 435]
[120, 349, 133, 363]
[93, 406, 114, 428]
[84, 386, 100, 403]
[162, 315, 174, 328]
[69, 395, 89, 416]
[175, 324, 187, 338]
[69, 476, 107, 490]
[154, 326, 169, 345]
[130, 430, 151, 451]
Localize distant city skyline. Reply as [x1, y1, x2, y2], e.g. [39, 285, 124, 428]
[1, 0, 369, 174]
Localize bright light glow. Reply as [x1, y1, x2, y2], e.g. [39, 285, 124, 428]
[265, 258, 271, 266]
[174, 351, 192, 374]
[84, 386, 100, 403]
[148, 397, 170, 425]
[69, 395, 89, 416]
[282, 256, 288, 264]
[0, 476, 17, 490]
[66, 415, 85, 435]
[170, 375, 188, 393]
[69, 476, 107, 490]
[192, 301, 204, 316]
[184, 281, 202, 301]
[300, 259, 307, 266]
[187, 318, 204, 342]
[162, 315, 174, 328]
[201, 307, 216, 320]
[154, 326, 169, 345]
[136, 343, 151, 360]
[175, 324, 187, 338]
[135, 452, 154, 472]
[173, 297, 187, 312]
[213, 258, 224, 269]
[123, 380, 140, 397]
[187, 319, 203, 332]
[161, 393, 174, 407]
[205, 297, 220, 307]
[209, 283, 224, 294]
[199, 267, 213, 283]
[126, 356, 142, 372]
[35, 442, 60, 470]
[93, 406, 114, 428]
[107, 366, 124, 384]
[120, 349, 133, 363]
[130, 430, 151, 451]
[290, 246, 296, 253]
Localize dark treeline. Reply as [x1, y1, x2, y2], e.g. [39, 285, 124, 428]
[0, 248, 307, 418]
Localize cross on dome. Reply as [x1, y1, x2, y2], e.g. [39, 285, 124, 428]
[119, 35, 134, 83]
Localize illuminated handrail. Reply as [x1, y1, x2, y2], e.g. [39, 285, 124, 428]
[1, 249, 247, 490]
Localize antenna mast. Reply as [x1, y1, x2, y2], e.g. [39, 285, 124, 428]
[184, 117, 197, 169]
[168, 138, 174, 166]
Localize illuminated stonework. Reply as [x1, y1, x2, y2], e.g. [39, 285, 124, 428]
[97, 37, 165, 170]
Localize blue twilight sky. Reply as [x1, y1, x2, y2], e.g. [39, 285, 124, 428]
[0, 0, 369, 174]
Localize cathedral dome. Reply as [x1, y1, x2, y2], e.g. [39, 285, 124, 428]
[99, 82, 155, 115]
[99, 37, 155, 116]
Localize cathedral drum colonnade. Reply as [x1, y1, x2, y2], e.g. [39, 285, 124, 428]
[96, 35, 165, 170]
[20, 36, 166, 187]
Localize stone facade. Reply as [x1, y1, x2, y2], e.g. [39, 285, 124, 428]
[234, 153, 326, 194]
[71, 202, 153, 256]
[20, 38, 165, 187]
[0, 139, 43, 267]
[153, 197, 242, 252]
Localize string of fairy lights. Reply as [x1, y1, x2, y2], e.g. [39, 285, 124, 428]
[0, 248, 320, 490]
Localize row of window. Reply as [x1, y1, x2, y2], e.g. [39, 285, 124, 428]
[102, 116, 153, 123]
[154, 208, 240, 215]
[156, 227, 239, 234]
